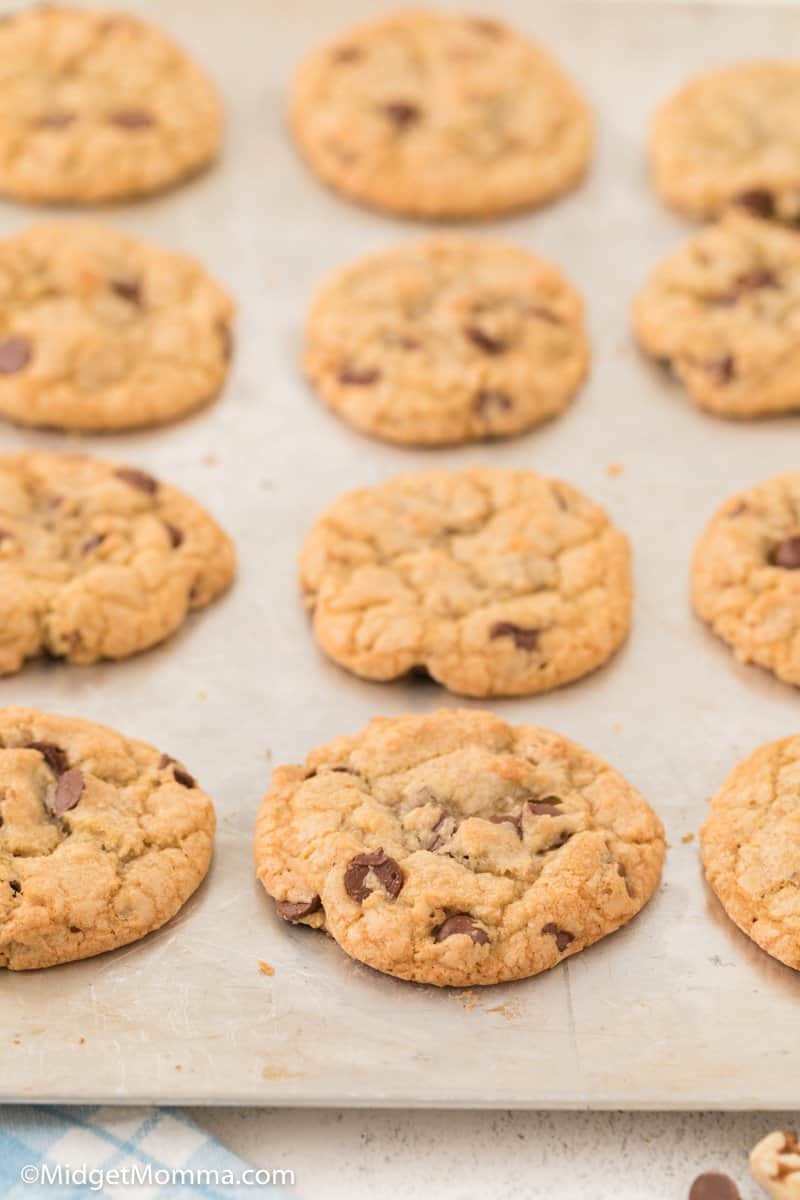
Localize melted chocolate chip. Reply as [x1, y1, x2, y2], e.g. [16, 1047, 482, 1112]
[434, 914, 489, 945]
[36, 111, 76, 129]
[542, 922, 574, 953]
[490, 621, 539, 651]
[173, 767, 196, 789]
[158, 753, 175, 770]
[735, 189, 774, 219]
[473, 389, 512, 415]
[488, 813, 523, 836]
[383, 101, 420, 127]
[716, 268, 777, 305]
[338, 365, 381, 386]
[770, 536, 800, 569]
[109, 109, 154, 129]
[53, 768, 84, 814]
[333, 45, 362, 63]
[344, 848, 403, 903]
[111, 277, 142, 305]
[115, 467, 158, 494]
[26, 741, 68, 776]
[688, 1173, 741, 1200]
[464, 326, 506, 354]
[164, 522, 183, 549]
[9, 879, 21, 894]
[81, 533, 106, 555]
[0, 336, 31, 374]
[704, 355, 735, 384]
[217, 320, 234, 362]
[528, 798, 563, 816]
[276, 895, 322, 922]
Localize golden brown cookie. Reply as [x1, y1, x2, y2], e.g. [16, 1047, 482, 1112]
[0, 708, 215, 970]
[255, 709, 665, 987]
[289, 10, 592, 219]
[301, 467, 632, 698]
[0, 223, 233, 432]
[0, 5, 222, 204]
[0, 452, 235, 676]
[305, 238, 589, 446]
[702, 735, 800, 971]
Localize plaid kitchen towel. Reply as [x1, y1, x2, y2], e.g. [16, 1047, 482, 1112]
[0, 1106, 295, 1198]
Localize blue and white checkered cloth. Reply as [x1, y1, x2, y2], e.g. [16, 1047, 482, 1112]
[0, 1107, 294, 1198]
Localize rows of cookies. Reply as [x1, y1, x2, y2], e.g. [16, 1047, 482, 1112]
[0, 7, 797, 1049]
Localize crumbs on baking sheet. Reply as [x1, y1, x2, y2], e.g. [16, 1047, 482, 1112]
[258, 960, 275, 977]
[450, 989, 482, 1012]
[682, 832, 695, 844]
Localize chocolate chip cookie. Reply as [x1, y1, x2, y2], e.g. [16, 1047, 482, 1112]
[702, 735, 800, 971]
[634, 212, 800, 418]
[255, 709, 665, 987]
[650, 61, 800, 220]
[0, 223, 233, 432]
[305, 238, 589, 446]
[0, 708, 215, 970]
[301, 467, 632, 698]
[692, 474, 800, 688]
[0, 452, 235, 676]
[751, 1131, 800, 1198]
[0, 5, 222, 204]
[289, 10, 592, 219]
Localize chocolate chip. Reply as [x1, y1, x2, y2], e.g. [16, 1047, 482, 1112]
[770, 536, 800, 568]
[383, 101, 420, 127]
[81, 533, 106, 555]
[0, 529, 10, 542]
[473, 389, 512, 414]
[465, 326, 506, 354]
[333, 45, 362, 63]
[330, 765, 356, 774]
[490, 621, 539, 651]
[542, 922, 574, 953]
[26, 741, 68, 776]
[110, 277, 142, 305]
[338, 365, 381, 385]
[158, 754, 175, 770]
[217, 320, 234, 362]
[488, 813, 522, 836]
[735, 188, 774, 219]
[0, 336, 31, 374]
[109, 109, 154, 129]
[115, 467, 158, 494]
[434, 914, 489, 945]
[164, 522, 183, 549]
[715, 268, 777, 304]
[173, 768, 196, 789]
[688, 1172, 741, 1200]
[528, 799, 563, 816]
[9, 880, 21, 895]
[344, 848, 403, 903]
[53, 768, 84, 814]
[35, 111, 76, 129]
[704, 355, 735, 384]
[276, 895, 322, 922]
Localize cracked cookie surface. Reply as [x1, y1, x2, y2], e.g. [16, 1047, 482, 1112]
[650, 61, 800, 220]
[751, 1131, 800, 1199]
[289, 9, 592, 220]
[301, 467, 632, 698]
[0, 707, 215, 970]
[692, 473, 800, 688]
[255, 709, 665, 987]
[0, 5, 222, 204]
[0, 452, 235, 676]
[634, 212, 800, 419]
[305, 238, 589, 446]
[702, 735, 800, 971]
[0, 223, 234, 431]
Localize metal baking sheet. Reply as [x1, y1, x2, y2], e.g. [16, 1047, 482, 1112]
[2, 0, 800, 1110]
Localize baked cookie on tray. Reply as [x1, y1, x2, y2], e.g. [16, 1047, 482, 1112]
[634, 212, 800, 419]
[300, 467, 632, 698]
[0, 708, 215, 970]
[650, 61, 800, 220]
[751, 1130, 800, 1198]
[0, 5, 222, 204]
[0, 223, 234, 432]
[702, 735, 800, 971]
[692, 474, 800, 688]
[304, 238, 589, 446]
[289, 10, 592, 220]
[0, 452, 235, 676]
[255, 710, 665, 987]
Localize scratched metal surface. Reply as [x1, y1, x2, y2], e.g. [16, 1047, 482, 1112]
[1, 0, 799, 1108]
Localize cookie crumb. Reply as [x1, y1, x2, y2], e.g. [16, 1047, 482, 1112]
[682, 832, 695, 844]
[606, 462, 623, 477]
[258, 960, 275, 976]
